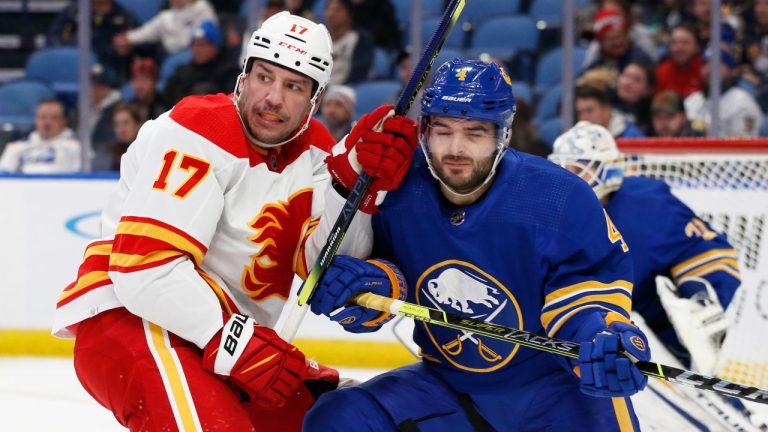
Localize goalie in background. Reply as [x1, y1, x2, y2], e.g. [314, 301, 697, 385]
[549, 121, 739, 375]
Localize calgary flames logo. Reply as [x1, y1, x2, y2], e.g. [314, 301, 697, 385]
[242, 189, 313, 301]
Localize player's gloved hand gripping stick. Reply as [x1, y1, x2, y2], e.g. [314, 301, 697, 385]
[278, 0, 469, 341]
[351, 292, 768, 405]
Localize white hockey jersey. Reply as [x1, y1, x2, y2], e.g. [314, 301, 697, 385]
[53, 94, 372, 348]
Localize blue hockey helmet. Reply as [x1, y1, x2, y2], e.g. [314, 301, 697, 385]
[419, 58, 516, 196]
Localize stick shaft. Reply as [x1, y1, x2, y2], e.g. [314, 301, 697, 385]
[278, 0, 468, 341]
[353, 292, 768, 405]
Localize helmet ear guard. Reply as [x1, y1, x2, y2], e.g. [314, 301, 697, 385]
[548, 121, 625, 199]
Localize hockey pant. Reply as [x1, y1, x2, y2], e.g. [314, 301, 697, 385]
[303, 362, 641, 432]
[73, 307, 315, 432]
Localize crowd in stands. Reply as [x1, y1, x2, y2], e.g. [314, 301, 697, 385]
[3, 0, 768, 174]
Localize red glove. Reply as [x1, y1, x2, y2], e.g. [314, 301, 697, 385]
[302, 359, 340, 399]
[203, 314, 308, 409]
[326, 104, 418, 213]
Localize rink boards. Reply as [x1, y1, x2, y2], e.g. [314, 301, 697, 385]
[0, 174, 414, 368]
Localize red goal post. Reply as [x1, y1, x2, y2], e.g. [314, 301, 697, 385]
[616, 137, 768, 390]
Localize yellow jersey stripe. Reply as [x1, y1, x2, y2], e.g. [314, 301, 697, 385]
[198, 270, 235, 316]
[544, 280, 633, 309]
[680, 262, 741, 281]
[671, 249, 738, 277]
[146, 322, 202, 432]
[82, 242, 112, 260]
[57, 271, 110, 302]
[541, 292, 632, 332]
[611, 397, 635, 431]
[675, 258, 741, 281]
[116, 220, 205, 265]
[110, 250, 185, 270]
[548, 307, 633, 337]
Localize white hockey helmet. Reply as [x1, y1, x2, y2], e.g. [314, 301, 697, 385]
[548, 121, 625, 199]
[235, 12, 333, 147]
[239, 11, 333, 98]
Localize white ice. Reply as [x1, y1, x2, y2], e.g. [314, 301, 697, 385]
[0, 357, 384, 431]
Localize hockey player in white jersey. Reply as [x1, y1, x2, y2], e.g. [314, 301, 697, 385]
[52, 11, 417, 431]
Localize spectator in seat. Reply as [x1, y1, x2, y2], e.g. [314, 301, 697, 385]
[113, 0, 217, 58]
[238, 0, 287, 67]
[576, 85, 645, 138]
[351, 0, 402, 53]
[508, 98, 550, 157]
[321, 85, 356, 142]
[584, 7, 653, 72]
[616, 61, 655, 134]
[47, 0, 139, 83]
[0, 99, 81, 173]
[740, 0, 768, 89]
[685, 49, 764, 137]
[651, 91, 704, 138]
[110, 102, 143, 171]
[583, 0, 658, 65]
[90, 64, 122, 171]
[162, 20, 240, 106]
[655, 24, 703, 98]
[324, 0, 374, 85]
[129, 57, 168, 121]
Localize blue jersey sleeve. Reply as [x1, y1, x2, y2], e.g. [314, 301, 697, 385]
[540, 181, 635, 344]
[657, 187, 740, 308]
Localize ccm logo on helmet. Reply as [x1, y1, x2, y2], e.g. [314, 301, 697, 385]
[279, 41, 307, 55]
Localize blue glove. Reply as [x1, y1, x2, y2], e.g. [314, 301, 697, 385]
[308, 255, 407, 333]
[578, 321, 651, 398]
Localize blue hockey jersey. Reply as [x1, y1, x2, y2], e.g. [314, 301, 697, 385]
[372, 150, 635, 392]
[604, 177, 740, 355]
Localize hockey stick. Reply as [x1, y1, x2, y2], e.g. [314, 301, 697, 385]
[352, 292, 768, 405]
[278, 0, 468, 341]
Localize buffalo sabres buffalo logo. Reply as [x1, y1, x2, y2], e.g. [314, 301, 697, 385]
[416, 260, 523, 372]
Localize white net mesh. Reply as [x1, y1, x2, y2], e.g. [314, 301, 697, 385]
[619, 139, 768, 389]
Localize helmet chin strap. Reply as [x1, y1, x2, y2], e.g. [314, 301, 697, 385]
[232, 73, 320, 149]
[426, 147, 506, 199]
[420, 124, 509, 200]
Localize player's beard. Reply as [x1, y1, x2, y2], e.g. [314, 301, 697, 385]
[432, 153, 495, 195]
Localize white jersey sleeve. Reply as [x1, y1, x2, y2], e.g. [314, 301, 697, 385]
[105, 113, 229, 348]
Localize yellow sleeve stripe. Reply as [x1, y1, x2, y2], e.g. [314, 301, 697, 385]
[675, 259, 741, 281]
[115, 219, 206, 265]
[671, 249, 738, 277]
[58, 270, 110, 302]
[546, 305, 617, 337]
[541, 292, 632, 333]
[82, 242, 113, 261]
[544, 280, 633, 308]
[109, 250, 186, 271]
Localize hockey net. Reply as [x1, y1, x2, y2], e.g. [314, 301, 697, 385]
[617, 138, 768, 389]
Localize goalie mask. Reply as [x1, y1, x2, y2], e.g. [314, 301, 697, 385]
[419, 58, 516, 196]
[548, 121, 625, 200]
[235, 11, 333, 148]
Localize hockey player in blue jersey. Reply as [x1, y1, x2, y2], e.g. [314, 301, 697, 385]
[302, 59, 651, 431]
[548, 122, 739, 375]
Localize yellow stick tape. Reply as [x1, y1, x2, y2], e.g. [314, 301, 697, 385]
[0, 330, 417, 369]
